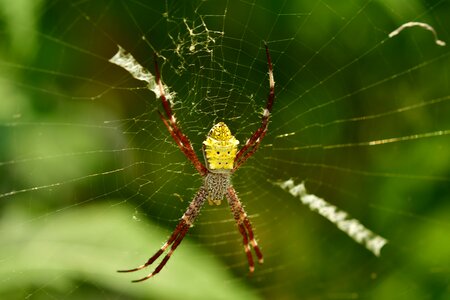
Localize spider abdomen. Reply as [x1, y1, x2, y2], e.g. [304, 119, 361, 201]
[204, 172, 230, 205]
[203, 122, 239, 171]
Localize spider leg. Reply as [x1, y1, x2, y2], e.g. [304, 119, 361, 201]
[153, 55, 208, 176]
[243, 218, 264, 263]
[226, 186, 263, 273]
[118, 187, 208, 282]
[131, 224, 190, 282]
[157, 111, 206, 171]
[237, 222, 254, 272]
[234, 44, 274, 170]
[117, 221, 189, 273]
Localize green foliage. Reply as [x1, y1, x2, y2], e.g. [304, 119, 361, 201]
[0, 203, 260, 300]
[0, 0, 449, 299]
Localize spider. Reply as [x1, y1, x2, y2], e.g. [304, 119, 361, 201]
[118, 44, 274, 282]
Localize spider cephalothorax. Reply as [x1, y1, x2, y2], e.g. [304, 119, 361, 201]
[119, 45, 274, 282]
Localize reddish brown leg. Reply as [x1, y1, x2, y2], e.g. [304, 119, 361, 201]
[243, 218, 264, 263]
[118, 187, 208, 282]
[118, 221, 189, 274]
[153, 55, 208, 176]
[234, 44, 275, 170]
[226, 187, 263, 273]
[237, 222, 255, 272]
[130, 225, 190, 282]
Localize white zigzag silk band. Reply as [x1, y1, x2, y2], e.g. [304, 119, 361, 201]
[276, 179, 388, 256]
[109, 45, 176, 101]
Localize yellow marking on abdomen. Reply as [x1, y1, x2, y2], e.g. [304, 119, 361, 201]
[203, 122, 239, 171]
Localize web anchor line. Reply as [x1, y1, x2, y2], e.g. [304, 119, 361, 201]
[276, 179, 388, 256]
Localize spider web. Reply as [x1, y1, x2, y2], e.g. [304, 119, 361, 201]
[1, 0, 449, 299]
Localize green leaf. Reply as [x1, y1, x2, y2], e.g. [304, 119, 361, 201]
[0, 203, 261, 300]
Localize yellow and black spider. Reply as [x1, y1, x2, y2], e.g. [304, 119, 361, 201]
[119, 45, 275, 282]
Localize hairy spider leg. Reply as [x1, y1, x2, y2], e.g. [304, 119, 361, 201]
[118, 187, 208, 282]
[117, 221, 189, 273]
[130, 225, 190, 282]
[226, 187, 263, 273]
[157, 111, 206, 175]
[234, 44, 275, 170]
[242, 218, 263, 263]
[237, 222, 254, 272]
[153, 54, 208, 176]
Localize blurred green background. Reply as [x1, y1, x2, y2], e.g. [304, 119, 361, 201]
[0, 0, 449, 299]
